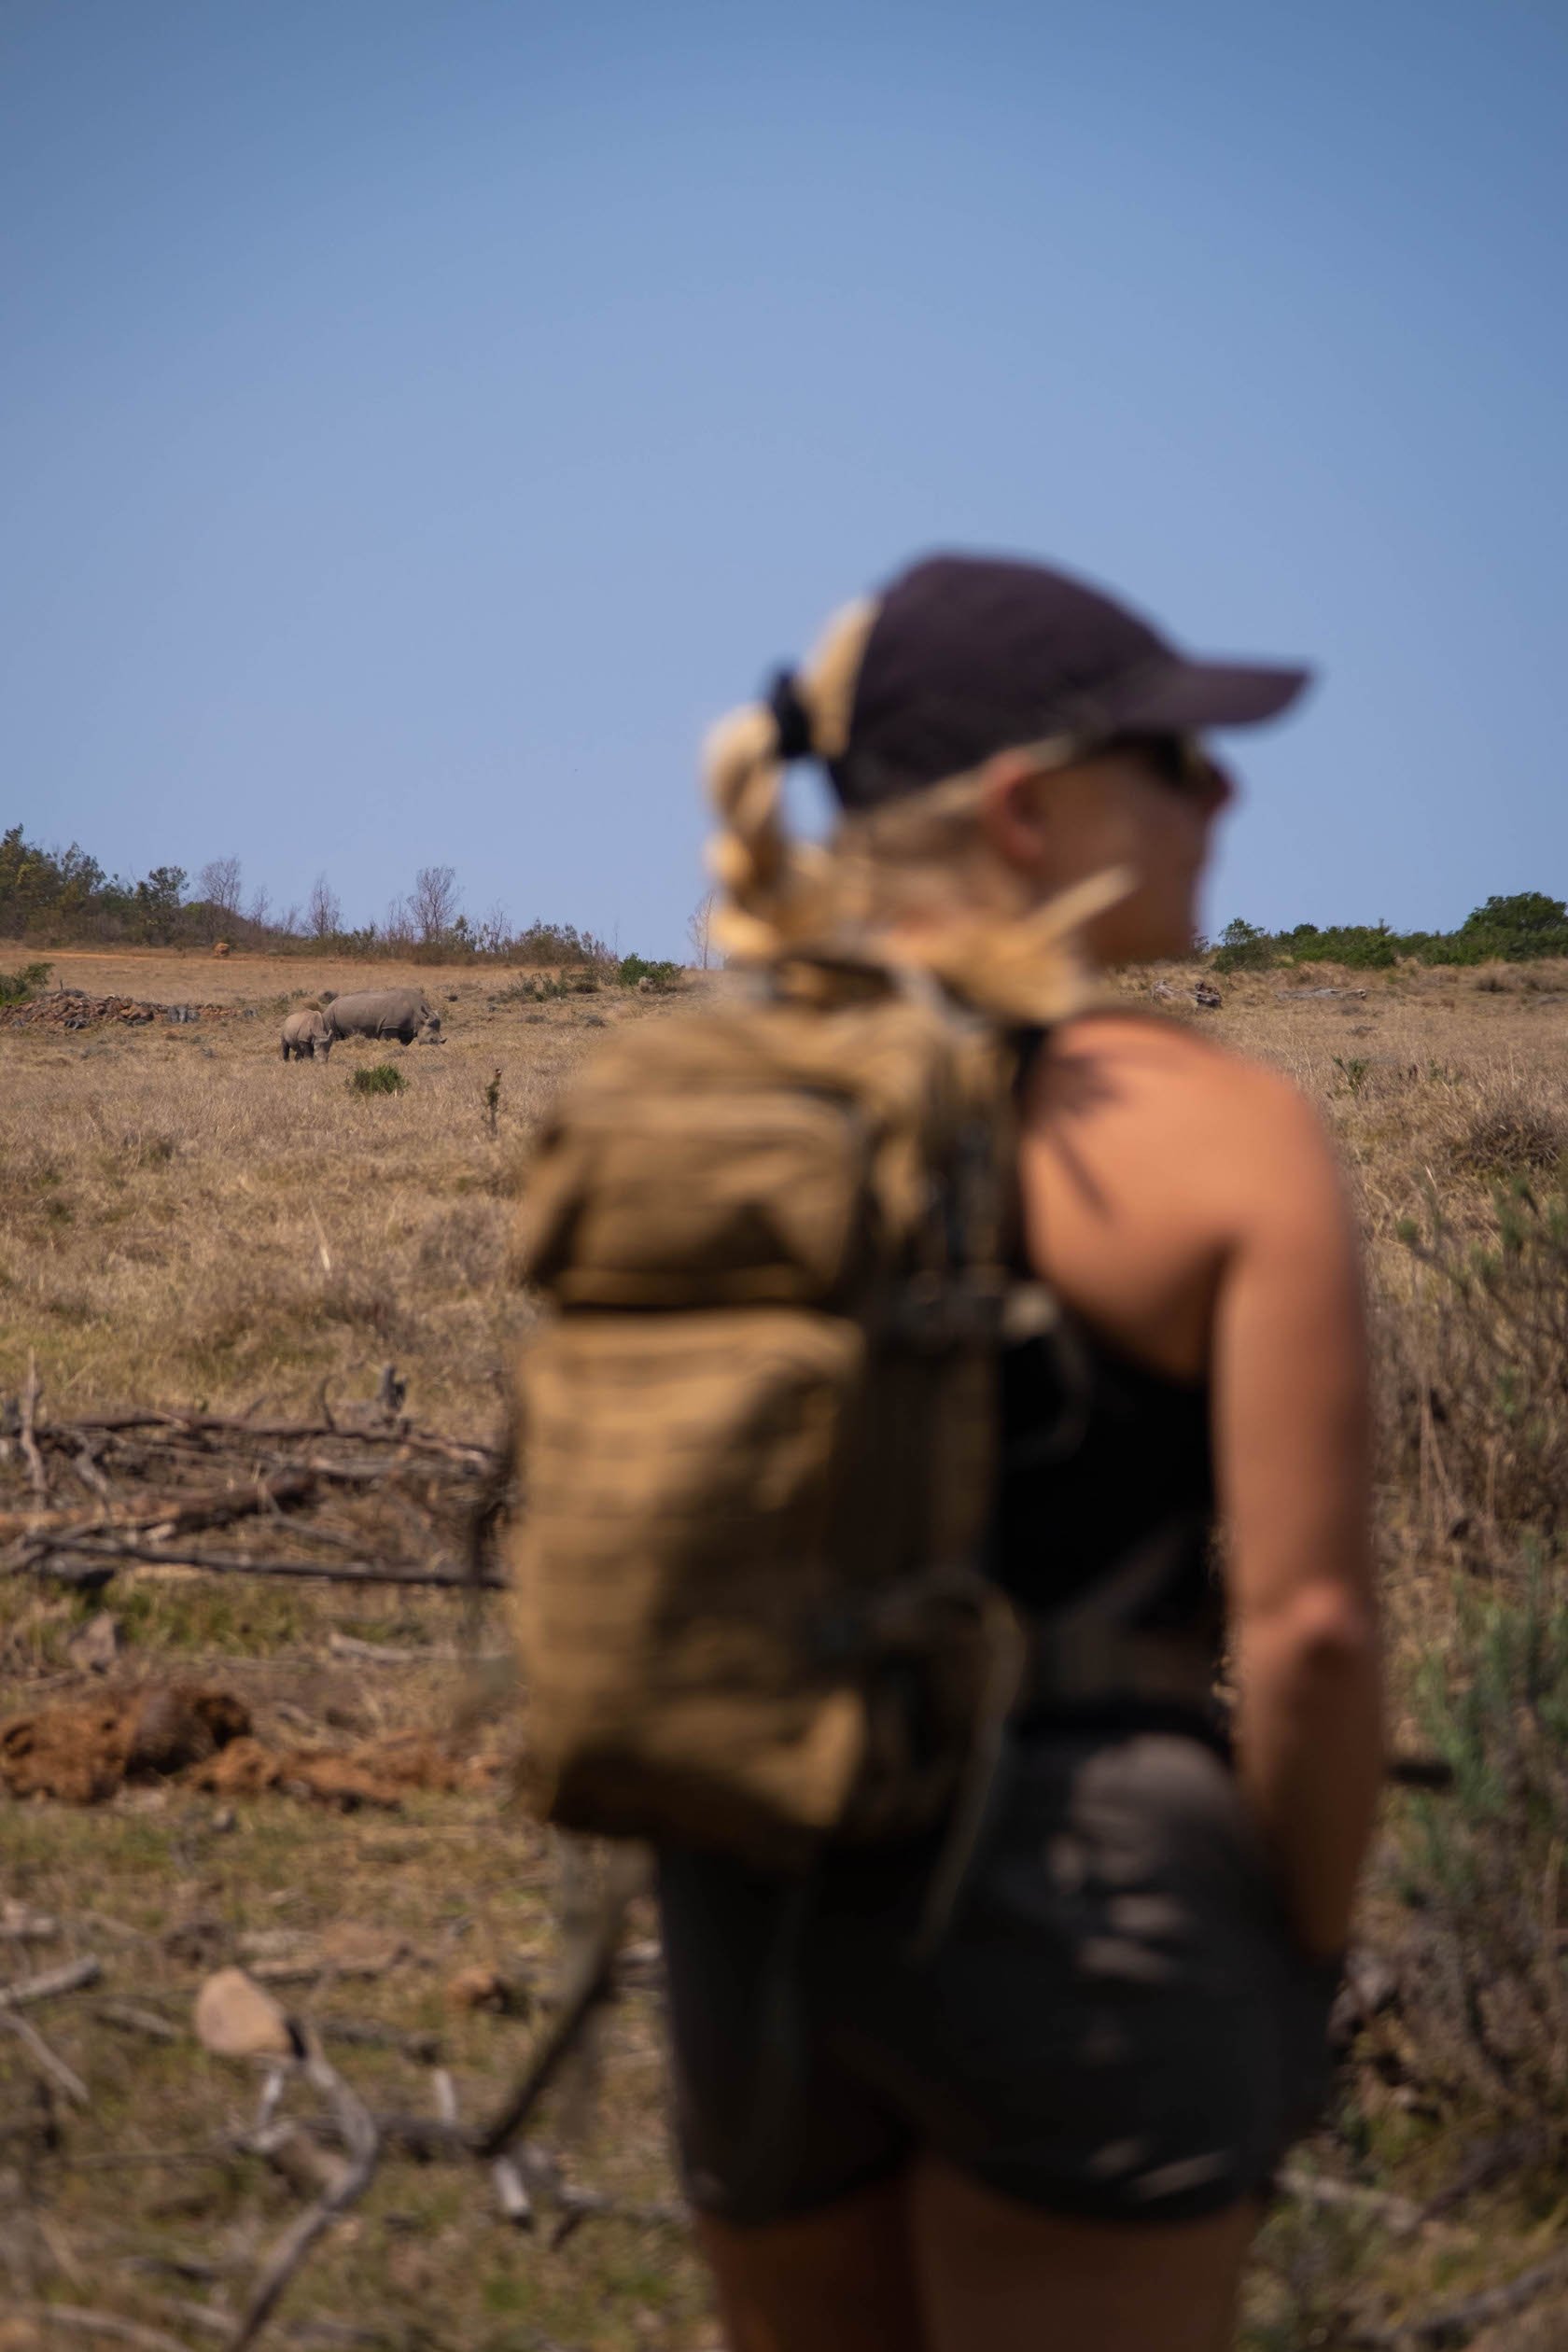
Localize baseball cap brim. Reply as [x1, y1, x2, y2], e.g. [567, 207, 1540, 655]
[1107, 655, 1313, 735]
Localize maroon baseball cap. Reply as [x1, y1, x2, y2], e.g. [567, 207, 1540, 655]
[819, 553, 1311, 809]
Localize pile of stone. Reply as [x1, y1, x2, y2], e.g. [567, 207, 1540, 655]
[0, 988, 252, 1030]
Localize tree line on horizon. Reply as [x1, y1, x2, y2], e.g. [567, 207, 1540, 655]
[0, 822, 707, 974]
[1210, 894, 1568, 973]
[6, 821, 1561, 977]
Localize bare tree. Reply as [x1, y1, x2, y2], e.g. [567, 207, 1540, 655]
[476, 902, 511, 959]
[308, 873, 343, 940]
[199, 855, 244, 917]
[686, 889, 718, 972]
[246, 884, 273, 931]
[411, 864, 461, 946]
[383, 894, 414, 951]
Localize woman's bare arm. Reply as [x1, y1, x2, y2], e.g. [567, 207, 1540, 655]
[1024, 1015, 1384, 1958]
[1211, 1079, 1383, 1960]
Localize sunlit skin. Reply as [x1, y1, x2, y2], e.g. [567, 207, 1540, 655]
[698, 741, 1384, 2352]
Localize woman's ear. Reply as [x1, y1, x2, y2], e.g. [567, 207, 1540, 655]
[975, 750, 1053, 875]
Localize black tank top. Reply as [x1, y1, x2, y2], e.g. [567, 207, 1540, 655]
[990, 1315, 1218, 1642]
[988, 1024, 1223, 1711]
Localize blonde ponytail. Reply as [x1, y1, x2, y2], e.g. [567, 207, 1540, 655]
[703, 599, 876, 960]
[702, 593, 1124, 1023]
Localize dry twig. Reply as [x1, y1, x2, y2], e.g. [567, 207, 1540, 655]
[20, 1352, 49, 1497]
[0, 2003, 91, 2107]
[93, 2003, 183, 2045]
[65, 1409, 497, 1465]
[7, 2309, 190, 2352]
[29, 1541, 501, 1589]
[0, 1957, 103, 2009]
[225, 2034, 380, 2352]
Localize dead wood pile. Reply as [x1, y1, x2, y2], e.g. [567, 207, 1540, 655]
[0, 1374, 510, 1596]
[0, 989, 253, 1029]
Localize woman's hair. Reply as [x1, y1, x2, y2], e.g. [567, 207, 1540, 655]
[700, 547, 1309, 1014]
[703, 597, 876, 966]
[702, 597, 1121, 1023]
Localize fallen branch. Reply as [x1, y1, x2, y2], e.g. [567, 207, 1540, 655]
[95, 2000, 184, 2044]
[226, 2034, 381, 2352]
[326, 1630, 483, 1665]
[0, 1954, 103, 2009]
[65, 1410, 497, 1465]
[546, 2184, 687, 2249]
[5, 1471, 319, 1556]
[7, 2310, 190, 2352]
[0, 2001, 91, 2106]
[22, 1540, 501, 1590]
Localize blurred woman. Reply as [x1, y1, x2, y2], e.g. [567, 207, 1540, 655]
[660, 553, 1382, 2352]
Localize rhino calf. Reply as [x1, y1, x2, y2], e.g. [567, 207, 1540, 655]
[280, 1009, 333, 1061]
[323, 987, 443, 1046]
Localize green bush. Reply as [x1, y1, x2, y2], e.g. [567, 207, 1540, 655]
[349, 1063, 407, 1096]
[0, 959, 52, 1005]
[511, 921, 613, 969]
[1450, 891, 1568, 963]
[1206, 896, 1568, 977]
[1282, 921, 1404, 969]
[1210, 917, 1276, 973]
[616, 952, 681, 990]
[1389, 1560, 1568, 2156]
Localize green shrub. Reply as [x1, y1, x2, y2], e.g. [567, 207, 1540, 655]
[1204, 896, 1568, 978]
[511, 921, 613, 969]
[616, 952, 681, 990]
[1450, 891, 1568, 963]
[349, 1063, 407, 1096]
[1210, 917, 1276, 973]
[1388, 1560, 1568, 2156]
[1283, 921, 1404, 969]
[0, 959, 52, 1005]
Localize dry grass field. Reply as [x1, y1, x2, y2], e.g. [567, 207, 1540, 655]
[6, 941, 1568, 2349]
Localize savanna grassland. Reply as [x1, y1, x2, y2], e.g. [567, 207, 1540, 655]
[6, 944, 1568, 2350]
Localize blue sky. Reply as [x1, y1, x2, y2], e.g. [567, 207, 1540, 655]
[5, 1, 1565, 955]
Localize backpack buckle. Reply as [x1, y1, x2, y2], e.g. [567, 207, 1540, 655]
[892, 1272, 1057, 1351]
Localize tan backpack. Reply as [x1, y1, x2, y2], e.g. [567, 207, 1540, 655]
[506, 959, 1052, 1887]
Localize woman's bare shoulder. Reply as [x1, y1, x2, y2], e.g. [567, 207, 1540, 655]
[1048, 1005, 1289, 1088]
[1042, 1010, 1341, 1187]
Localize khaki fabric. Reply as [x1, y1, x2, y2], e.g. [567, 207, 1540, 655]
[507, 969, 1026, 1868]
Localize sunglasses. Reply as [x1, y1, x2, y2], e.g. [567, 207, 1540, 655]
[1103, 733, 1225, 798]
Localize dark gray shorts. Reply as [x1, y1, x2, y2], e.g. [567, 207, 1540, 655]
[657, 1730, 1339, 2226]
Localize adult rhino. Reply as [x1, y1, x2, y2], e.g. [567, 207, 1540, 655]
[280, 1008, 333, 1061]
[323, 987, 443, 1046]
